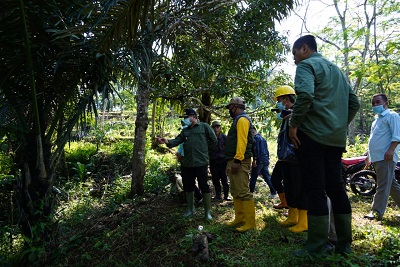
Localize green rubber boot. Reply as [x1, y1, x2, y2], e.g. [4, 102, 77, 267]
[203, 193, 212, 221]
[334, 213, 353, 255]
[183, 191, 196, 217]
[294, 215, 331, 258]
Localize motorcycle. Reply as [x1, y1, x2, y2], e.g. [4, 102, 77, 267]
[342, 156, 377, 196]
[342, 156, 400, 197]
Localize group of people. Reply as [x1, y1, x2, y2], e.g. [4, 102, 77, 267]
[157, 34, 400, 258]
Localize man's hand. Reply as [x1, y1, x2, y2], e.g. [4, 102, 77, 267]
[289, 126, 300, 149]
[365, 155, 370, 166]
[384, 149, 395, 162]
[176, 152, 183, 161]
[231, 162, 240, 174]
[156, 137, 168, 144]
[252, 160, 257, 168]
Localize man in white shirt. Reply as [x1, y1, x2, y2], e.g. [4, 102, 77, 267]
[365, 93, 400, 220]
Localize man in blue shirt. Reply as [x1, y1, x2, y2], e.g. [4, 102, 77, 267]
[249, 127, 277, 198]
[365, 93, 400, 220]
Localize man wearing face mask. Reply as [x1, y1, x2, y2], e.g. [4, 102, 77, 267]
[156, 108, 217, 221]
[224, 97, 255, 232]
[364, 93, 400, 220]
[272, 86, 308, 233]
[176, 120, 203, 205]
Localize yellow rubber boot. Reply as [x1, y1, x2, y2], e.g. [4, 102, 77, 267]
[236, 199, 256, 232]
[279, 207, 298, 226]
[289, 209, 308, 233]
[225, 198, 245, 226]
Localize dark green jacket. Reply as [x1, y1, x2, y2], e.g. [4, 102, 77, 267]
[289, 52, 360, 147]
[167, 121, 217, 167]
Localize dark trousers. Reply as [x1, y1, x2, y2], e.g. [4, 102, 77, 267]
[271, 161, 285, 193]
[181, 165, 211, 194]
[295, 130, 351, 216]
[209, 159, 229, 197]
[282, 161, 307, 210]
[250, 162, 276, 194]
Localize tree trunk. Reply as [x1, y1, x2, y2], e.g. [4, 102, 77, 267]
[131, 69, 151, 196]
[15, 132, 54, 265]
[199, 92, 211, 124]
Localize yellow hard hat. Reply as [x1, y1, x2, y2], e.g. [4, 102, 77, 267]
[274, 85, 295, 100]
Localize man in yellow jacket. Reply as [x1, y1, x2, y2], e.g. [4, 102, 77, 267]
[224, 97, 255, 232]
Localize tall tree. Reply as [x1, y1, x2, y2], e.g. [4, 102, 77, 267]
[129, 0, 295, 195]
[297, 0, 400, 136]
[0, 0, 151, 263]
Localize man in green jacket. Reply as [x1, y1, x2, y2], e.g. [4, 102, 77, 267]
[157, 108, 217, 220]
[288, 35, 360, 257]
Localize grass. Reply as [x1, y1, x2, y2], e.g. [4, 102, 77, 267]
[1, 135, 399, 266]
[44, 175, 400, 267]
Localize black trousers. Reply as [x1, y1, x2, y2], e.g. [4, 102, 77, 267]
[271, 161, 285, 193]
[271, 160, 307, 209]
[209, 159, 229, 197]
[181, 165, 211, 194]
[295, 130, 351, 216]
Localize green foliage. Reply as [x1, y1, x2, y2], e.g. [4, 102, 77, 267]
[144, 152, 176, 194]
[344, 135, 369, 157]
[0, 152, 12, 175]
[70, 162, 92, 181]
[313, 0, 400, 134]
[109, 139, 133, 159]
[65, 142, 97, 165]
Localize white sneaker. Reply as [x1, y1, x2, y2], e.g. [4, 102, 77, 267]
[269, 193, 278, 198]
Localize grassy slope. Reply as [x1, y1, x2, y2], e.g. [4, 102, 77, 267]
[51, 178, 400, 267]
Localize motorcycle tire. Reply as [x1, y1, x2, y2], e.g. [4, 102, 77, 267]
[350, 170, 377, 196]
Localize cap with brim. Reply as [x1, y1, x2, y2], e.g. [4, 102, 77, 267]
[225, 97, 246, 109]
[211, 120, 221, 127]
[179, 108, 197, 118]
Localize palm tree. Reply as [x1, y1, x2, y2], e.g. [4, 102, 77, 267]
[0, 0, 151, 263]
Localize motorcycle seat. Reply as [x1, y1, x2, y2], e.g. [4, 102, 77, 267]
[342, 156, 367, 165]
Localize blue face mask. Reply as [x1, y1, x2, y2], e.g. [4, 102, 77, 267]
[276, 101, 285, 111]
[372, 105, 385, 114]
[276, 113, 283, 120]
[182, 117, 191, 127]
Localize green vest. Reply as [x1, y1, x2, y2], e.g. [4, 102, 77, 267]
[225, 113, 253, 159]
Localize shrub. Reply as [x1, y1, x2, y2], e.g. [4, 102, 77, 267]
[144, 151, 176, 194]
[65, 142, 97, 165]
